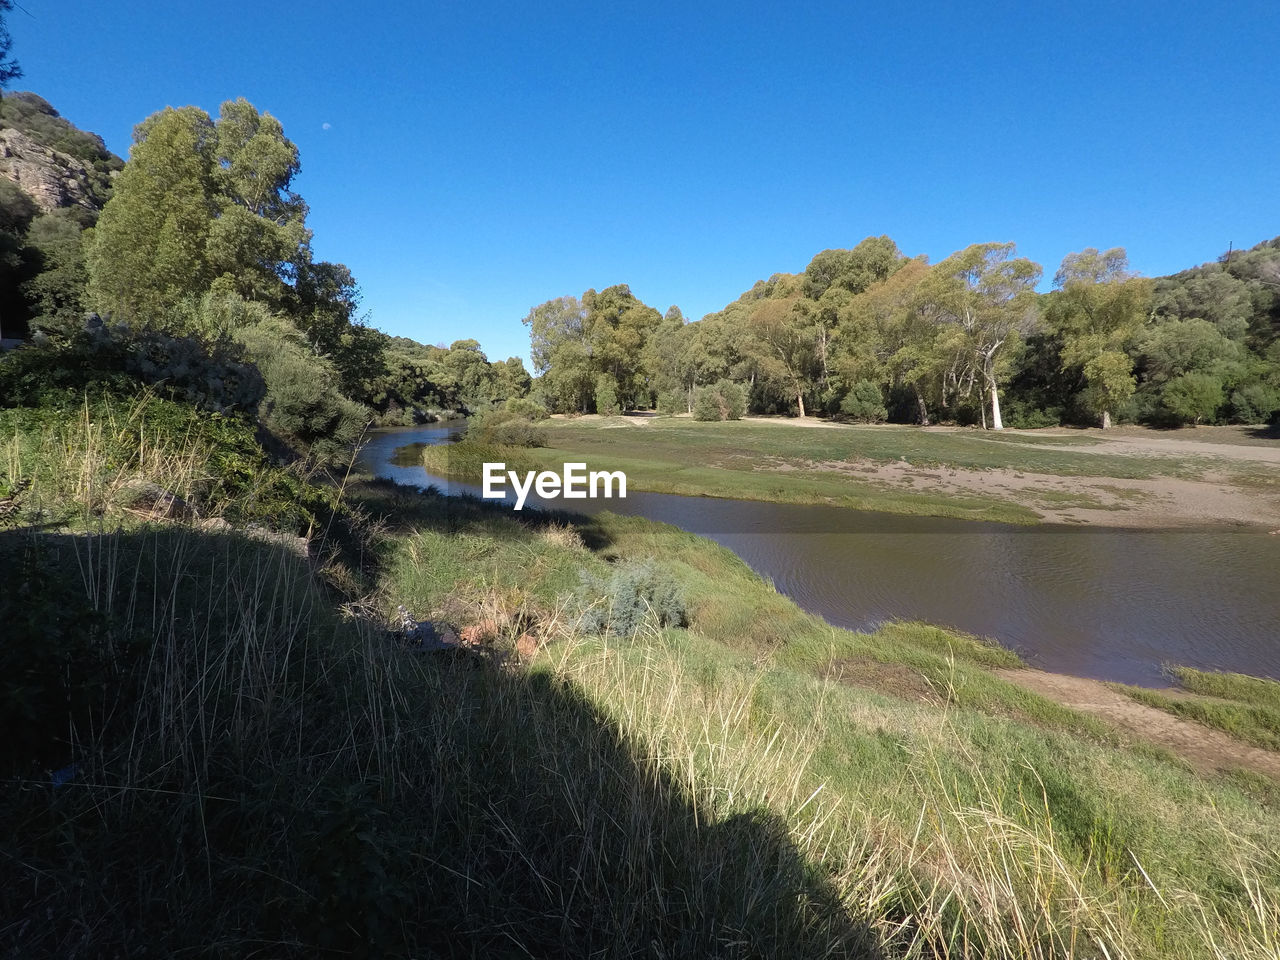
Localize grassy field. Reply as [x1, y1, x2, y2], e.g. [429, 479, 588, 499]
[422, 416, 1278, 525]
[5, 397, 1280, 957]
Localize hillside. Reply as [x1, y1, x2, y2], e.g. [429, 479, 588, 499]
[0, 90, 122, 215]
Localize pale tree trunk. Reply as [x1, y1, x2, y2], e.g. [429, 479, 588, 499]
[796, 389, 806, 418]
[1101, 409, 1112, 430]
[914, 386, 930, 426]
[989, 380, 1003, 430]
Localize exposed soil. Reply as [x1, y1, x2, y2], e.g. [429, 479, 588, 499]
[783, 456, 1280, 528]
[825, 657, 939, 702]
[995, 668, 1280, 780]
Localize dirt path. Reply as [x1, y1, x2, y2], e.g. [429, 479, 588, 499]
[995, 668, 1280, 779]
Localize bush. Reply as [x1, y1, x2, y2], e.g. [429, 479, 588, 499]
[0, 316, 266, 414]
[594, 374, 621, 416]
[691, 380, 746, 421]
[656, 390, 686, 416]
[465, 408, 547, 447]
[503, 397, 549, 420]
[1161, 372, 1224, 425]
[1230, 382, 1280, 424]
[1002, 399, 1063, 429]
[234, 318, 369, 462]
[569, 559, 687, 638]
[838, 381, 888, 423]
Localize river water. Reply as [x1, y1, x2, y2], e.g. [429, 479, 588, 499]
[361, 425, 1280, 687]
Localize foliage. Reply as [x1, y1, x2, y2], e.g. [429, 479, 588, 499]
[0, 1, 20, 89]
[0, 316, 265, 413]
[594, 372, 621, 415]
[838, 380, 888, 422]
[692, 378, 746, 421]
[1161, 371, 1224, 425]
[503, 396, 548, 420]
[570, 558, 687, 637]
[233, 316, 369, 461]
[465, 407, 548, 447]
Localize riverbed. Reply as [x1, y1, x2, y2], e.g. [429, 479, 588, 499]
[360, 425, 1280, 686]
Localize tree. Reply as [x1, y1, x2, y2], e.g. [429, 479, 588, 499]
[23, 211, 89, 335]
[86, 106, 219, 322]
[87, 100, 318, 326]
[594, 373, 620, 415]
[523, 296, 586, 374]
[492, 356, 532, 401]
[207, 98, 308, 306]
[0, 1, 21, 92]
[1046, 248, 1152, 428]
[747, 297, 819, 417]
[923, 243, 1042, 429]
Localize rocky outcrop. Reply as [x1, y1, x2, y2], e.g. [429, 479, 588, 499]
[0, 125, 107, 214]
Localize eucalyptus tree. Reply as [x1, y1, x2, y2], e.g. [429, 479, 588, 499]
[1045, 248, 1152, 428]
[923, 243, 1042, 429]
[88, 99, 317, 326]
[86, 106, 220, 322]
[747, 297, 819, 417]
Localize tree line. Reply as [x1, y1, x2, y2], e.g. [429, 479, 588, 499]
[1, 94, 532, 458]
[525, 236, 1280, 428]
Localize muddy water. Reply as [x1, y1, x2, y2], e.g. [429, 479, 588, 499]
[361, 426, 1280, 686]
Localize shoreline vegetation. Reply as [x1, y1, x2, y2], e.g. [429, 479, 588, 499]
[420, 413, 1280, 529]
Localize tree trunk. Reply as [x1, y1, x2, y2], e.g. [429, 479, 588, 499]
[989, 381, 1004, 430]
[1101, 409, 1112, 430]
[796, 389, 806, 418]
[914, 386, 930, 426]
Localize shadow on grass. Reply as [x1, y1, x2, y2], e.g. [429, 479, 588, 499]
[0, 525, 880, 958]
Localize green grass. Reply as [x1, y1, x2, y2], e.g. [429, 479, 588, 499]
[413, 417, 1242, 524]
[542, 417, 1198, 479]
[1112, 668, 1280, 752]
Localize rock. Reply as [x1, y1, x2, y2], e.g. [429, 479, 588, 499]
[117, 480, 195, 521]
[460, 619, 500, 646]
[395, 606, 460, 652]
[198, 517, 233, 533]
[515, 632, 540, 661]
[244, 523, 311, 560]
[0, 126, 102, 214]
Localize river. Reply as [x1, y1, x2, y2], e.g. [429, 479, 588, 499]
[360, 425, 1280, 687]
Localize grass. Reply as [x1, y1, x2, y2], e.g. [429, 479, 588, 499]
[1112, 668, 1280, 752]
[4, 395, 1280, 957]
[416, 417, 1252, 524]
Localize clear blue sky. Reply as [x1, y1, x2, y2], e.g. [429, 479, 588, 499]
[10, 0, 1280, 365]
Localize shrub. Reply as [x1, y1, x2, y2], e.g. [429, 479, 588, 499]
[1230, 382, 1280, 424]
[595, 374, 621, 416]
[233, 317, 369, 462]
[1002, 400, 1063, 429]
[656, 390, 686, 416]
[0, 316, 266, 414]
[691, 380, 746, 421]
[503, 397, 549, 421]
[569, 559, 687, 638]
[839, 381, 888, 423]
[1161, 372, 1224, 425]
[465, 408, 548, 447]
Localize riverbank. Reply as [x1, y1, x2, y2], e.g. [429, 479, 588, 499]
[511, 416, 1280, 528]
[6, 396, 1280, 956]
